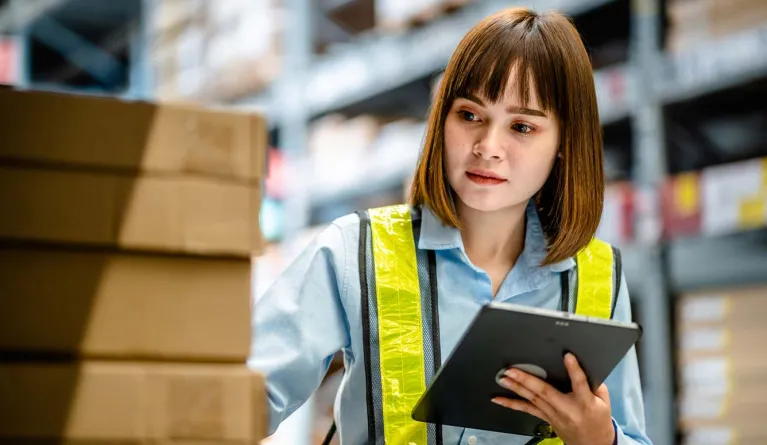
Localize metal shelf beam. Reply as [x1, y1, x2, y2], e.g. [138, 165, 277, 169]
[668, 229, 767, 293]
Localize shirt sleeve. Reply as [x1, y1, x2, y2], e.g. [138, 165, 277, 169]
[249, 222, 351, 436]
[607, 269, 655, 445]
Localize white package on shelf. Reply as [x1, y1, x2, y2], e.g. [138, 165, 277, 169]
[701, 159, 766, 236]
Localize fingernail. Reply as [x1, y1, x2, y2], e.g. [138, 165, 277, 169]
[565, 353, 575, 363]
[491, 398, 503, 405]
[499, 377, 513, 389]
[505, 370, 519, 380]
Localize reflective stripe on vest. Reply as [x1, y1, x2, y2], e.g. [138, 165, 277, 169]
[358, 205, 619, 444]
[357, 205, 442, 445]
[369, 205, 428, 445]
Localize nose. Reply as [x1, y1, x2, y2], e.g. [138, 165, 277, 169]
[473, 126, 505, 160]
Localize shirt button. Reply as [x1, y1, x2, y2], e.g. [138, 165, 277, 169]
[468, 436, 478, 445]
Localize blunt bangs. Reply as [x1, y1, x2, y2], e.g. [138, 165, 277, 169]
[445, 10, 575, 120]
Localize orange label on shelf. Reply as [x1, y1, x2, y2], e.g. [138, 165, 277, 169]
[676, 173, 699, 216]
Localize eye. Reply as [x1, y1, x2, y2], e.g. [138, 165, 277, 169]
[457, 110, 479, 123]
[511, 123, 534, 134]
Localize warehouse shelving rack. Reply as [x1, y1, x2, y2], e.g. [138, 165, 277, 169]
[4, 0, 152, 99]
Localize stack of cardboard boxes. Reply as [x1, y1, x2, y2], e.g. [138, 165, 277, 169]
[677, 287, 767, 444]
[0, 88, 269, 444]
[150, 0, 281, 102]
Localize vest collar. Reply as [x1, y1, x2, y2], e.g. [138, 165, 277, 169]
[418, 201, 576, 273]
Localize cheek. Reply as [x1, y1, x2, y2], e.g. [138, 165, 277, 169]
[515, 139, 559, 188]
[443, 122, 469, 171]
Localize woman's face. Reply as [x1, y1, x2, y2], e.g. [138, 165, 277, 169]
[444, 71, 560, 215]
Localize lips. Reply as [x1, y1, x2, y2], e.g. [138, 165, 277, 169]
[466, 169, 506, 185]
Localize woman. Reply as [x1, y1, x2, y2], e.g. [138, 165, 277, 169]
[250, 7, 652, 445]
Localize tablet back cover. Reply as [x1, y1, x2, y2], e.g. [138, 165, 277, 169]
[411, 304, 641, 437]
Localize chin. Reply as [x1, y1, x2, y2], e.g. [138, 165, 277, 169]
[454, 188, 527, 214]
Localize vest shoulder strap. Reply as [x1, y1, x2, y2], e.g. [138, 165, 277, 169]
[574, 238, 622, 320]
[357, 204, 440, 445]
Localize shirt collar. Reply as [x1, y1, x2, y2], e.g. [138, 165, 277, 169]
[418, 200, 576, 272]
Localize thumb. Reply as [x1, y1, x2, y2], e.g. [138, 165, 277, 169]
[595, 384, 611, 406]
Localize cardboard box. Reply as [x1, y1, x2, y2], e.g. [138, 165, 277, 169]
[701, 158, 767, 236]
[0, 166, 263, 256]
[677, 287, 767, 328]
[0, 246, 252, 361]
[679, 388, 767, 425]
[678, 324, 767, 358]
[0, 88, 267, 182]
[661, 172, 702, 238]
[682, 425, 767, 445]
[0, 362, 268, 443]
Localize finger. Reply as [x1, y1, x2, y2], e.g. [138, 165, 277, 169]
[499, 377, 559, 422]
[595, 383, 611, 406]
[564, 353, 591, 401]
[506, 368, 572, 411]
[492, 397, 550, 423]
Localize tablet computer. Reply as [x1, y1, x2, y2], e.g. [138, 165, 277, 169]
[411, 301, 643, 438]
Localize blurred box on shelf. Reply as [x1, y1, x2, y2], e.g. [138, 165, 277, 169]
[677, 287, 767, 328]
[679, 387, 767, 423]
[709, 0, 767, 36]
[376, 0, 470, 31]
[198, 45, 282, 102]
[700, 158, 767, 236]
[0, 166, 263, 257]
[150, 0, 282, 101]
[307, 114, 382, 187]
[0, 88, 267, 182]
[678, 324, 766, 358]
[682, 426, 767, 445]
[661, 171, 702, 238]
[325, 0, 376, 35]
[596, 181, 635, 245]
[202, 0, 282, 101]
[152, 25, 210, 99]
[0, 246, 251, 362]
[0, 361, 267, 444]
[151, 0, 206, 35]
[679, 408, 767, 445]
[667, 0, 767, 53]
[662, 158, 767, 239]
[301, 116, 425, 205]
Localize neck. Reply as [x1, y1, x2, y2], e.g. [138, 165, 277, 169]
[458, 201, 527, 268]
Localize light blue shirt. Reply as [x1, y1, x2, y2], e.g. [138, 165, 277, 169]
[250, 202, 653, 445]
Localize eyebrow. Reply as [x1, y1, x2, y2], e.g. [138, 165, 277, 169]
[461, 93, 547, 118]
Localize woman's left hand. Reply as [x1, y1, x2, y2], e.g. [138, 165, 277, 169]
[492, 353, 615, 445]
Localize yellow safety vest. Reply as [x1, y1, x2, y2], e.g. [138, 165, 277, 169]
[356, 204, 622, 445]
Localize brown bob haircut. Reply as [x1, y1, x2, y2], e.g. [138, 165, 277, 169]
[409, 7, 604, 265]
